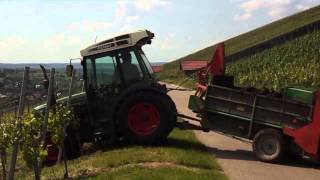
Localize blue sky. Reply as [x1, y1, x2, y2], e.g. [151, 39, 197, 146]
[0, 0, 319, 63]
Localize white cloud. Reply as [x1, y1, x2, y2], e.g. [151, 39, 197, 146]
[114, 0, 169, 20]
[83, 21, 113, 32]
[265, 0, 292, 19]
[67, 36, 81, 45]
[67, 21, 113, 32]
[115, 1, 127, 18]
[67, 23, 78, 31]
[240, 0, 264, 12]
[233, 0, 318, 22]
[296, 4, 311, 11]
[133, 0, 170, 11]
[0, 33, 83, 62]
[296, 0, 319, 11]
[234, 12, 251, 21]
[185, 35, 192, 43]
[113, 0, 169, 36]
[126, 15, 140, 22]
[156, 33, 180, 50]
[119, 24, 133, 33]
[0, 35, 25, 49]
[43, 33, 65, 48]
[0, 35, 26, 58]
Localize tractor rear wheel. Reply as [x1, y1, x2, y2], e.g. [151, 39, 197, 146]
[117, 91, 177, 144]
[253, 128, 285, 162]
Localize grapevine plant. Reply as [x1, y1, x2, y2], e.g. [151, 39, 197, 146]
[20, 113, 47, 179]
[0, 114, 15, 179]
[19, 104, 75, 179]
[48, 104, 75, 163]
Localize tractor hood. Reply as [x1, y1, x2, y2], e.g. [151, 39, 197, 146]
[34, 92, 87, 111]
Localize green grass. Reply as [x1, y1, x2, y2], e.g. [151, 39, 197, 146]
[15, 129, 228, 180]
[92, 166, 224, 180]
[157, 5, 320, 86]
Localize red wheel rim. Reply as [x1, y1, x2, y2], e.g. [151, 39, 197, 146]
[128, 102, 160, 136]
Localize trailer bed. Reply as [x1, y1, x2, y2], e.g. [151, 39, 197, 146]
[202, 85, 313, 139]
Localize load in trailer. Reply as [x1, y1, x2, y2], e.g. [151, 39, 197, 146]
[188, 43, 320, 162]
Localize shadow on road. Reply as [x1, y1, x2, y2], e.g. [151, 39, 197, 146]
[166, 137, 320, 169]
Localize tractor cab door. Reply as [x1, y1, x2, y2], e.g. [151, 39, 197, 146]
[84, 52, 123, 137]
[84, 49, 145, 138]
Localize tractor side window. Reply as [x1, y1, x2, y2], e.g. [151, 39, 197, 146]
[119, 51, 143, 84]
[95, 55, 117, 86]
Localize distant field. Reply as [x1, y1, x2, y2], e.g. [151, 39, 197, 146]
[158, 5, 320, 89]
[14, 129, 228, 180]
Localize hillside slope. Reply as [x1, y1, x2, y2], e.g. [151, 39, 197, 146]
[158, 5, 320, 88]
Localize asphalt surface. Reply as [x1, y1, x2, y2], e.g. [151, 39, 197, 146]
[166, 83, 320, 180]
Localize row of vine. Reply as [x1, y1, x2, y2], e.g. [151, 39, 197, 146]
[0, 104, 74, 179]
[226, 27, 320, 91]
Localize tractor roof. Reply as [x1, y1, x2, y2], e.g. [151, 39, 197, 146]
[80, 29, 154, 57]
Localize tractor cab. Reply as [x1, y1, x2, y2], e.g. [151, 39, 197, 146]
[80, 29, 156, 91]
[66, 30, 175, 143]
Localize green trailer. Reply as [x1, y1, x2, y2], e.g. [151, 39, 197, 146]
[189, 75, 320, 162]
[187, 43, 320, 163]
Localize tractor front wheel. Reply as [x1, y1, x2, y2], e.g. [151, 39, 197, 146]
[117, 91, 177, 144]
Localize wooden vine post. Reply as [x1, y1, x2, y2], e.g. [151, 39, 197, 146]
[36, 68, 55, 179]
[7, 66, 30, 180]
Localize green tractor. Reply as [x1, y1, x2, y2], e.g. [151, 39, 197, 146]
[36, 30, 177, 160]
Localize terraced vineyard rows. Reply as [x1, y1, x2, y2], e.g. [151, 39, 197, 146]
[226, 27, 320, 91]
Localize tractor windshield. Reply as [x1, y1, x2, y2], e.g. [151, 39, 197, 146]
[140, 50, 154, 75]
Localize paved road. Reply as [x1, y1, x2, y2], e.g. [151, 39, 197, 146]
[166, 84, 320, 180]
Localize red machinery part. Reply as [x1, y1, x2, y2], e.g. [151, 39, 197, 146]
[44, 137, 59, 163]
[195, 43, 225, 97]
[208, 43, 225, 75]
[283, 91, 320, 158]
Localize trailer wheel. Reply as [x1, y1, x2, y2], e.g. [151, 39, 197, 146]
[253, 129, 285, 162]
[117, 91, 177, 144]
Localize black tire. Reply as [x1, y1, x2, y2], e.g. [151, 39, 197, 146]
[253, 128, 285, 163]
[117, 91, 177, 144]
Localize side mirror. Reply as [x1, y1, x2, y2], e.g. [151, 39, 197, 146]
[66, 65, 74, 77]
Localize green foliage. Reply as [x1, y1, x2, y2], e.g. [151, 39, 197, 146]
[19, 103, 75, 180]
[0, 114, 15, 154]
[20, 113, 47, 169]
[225, 28, 320, 91]
[48, 104, 75, 146]
[0, 114, 15, 179]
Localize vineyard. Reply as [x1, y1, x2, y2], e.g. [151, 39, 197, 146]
[0, 67, 80, 180]
[226, 27, 320, 91]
